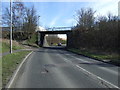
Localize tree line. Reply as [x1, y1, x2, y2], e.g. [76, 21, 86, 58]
[2, 2, 38, 41]
[69, 8, 119, 52]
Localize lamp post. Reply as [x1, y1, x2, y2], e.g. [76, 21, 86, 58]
[10, 0, 12, 53]
[38, 16, 40, 45]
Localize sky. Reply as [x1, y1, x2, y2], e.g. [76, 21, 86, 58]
[118, 1, 120, 19]
[26, 0, 119, 27]
[1, 0, 119, 39]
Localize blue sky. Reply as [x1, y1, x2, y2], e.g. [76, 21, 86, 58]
[33, 2, 93, 28]
[2, 0, 119, 28]
[1, 0, 119, 39]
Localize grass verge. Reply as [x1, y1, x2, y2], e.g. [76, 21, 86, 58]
[67, 48, 120, 66]
[2, 42, 23, 53]
[2, 51, 31, 87]
[23, 34, 39, 48]
[0, 39, 24, 53]
[0, 59, 2, 89]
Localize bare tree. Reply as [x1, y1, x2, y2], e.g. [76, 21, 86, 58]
[70, 9, 119, 52]
[23, 6, 38, 39]
[2, 2, 26, 31]
[76, 8, 96, 29]
[2, 3, 38, 40]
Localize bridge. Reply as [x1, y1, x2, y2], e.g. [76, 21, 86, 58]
[37, 27, 73, 47]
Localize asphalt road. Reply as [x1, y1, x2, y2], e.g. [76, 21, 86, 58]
[11, 47, 119, 88]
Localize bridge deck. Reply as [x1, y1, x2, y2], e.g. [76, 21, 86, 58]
[38, 30, 72, 34]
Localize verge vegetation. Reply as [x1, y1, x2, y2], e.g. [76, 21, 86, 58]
[0, 59, 2, 89]
[67, 8, 119, 66]
[22, 33, 39, 48]
[0, 39, 31, 87]
[2, 51, 30, 87]
[0, 39, 23, 53]
[68, 48, 119, 66]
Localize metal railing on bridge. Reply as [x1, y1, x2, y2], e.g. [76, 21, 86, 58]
[46, 27, 72, 31]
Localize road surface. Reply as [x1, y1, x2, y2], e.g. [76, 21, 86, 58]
[11, 47, 119, 88]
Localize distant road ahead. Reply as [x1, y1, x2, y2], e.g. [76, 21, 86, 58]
[12, 47, 119, 88]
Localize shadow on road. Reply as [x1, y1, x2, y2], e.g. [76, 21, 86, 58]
[35, 46, 66, 54]
[43, 46, 66, 50]
[35, 46, 117, 67]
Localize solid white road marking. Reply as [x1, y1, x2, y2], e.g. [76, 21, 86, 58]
[67, 54, 119, 76]
[7, 51, 33, 88]
[76, 65, 119, 88]
[57, 53, 119, 88]
[71, 56, 89, 63]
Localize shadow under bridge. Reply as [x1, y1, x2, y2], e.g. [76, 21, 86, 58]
[37, 27, 72, 47]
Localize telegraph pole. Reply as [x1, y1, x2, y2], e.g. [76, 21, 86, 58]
[10, 0, 12, 53]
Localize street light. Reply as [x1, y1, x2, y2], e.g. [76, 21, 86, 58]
[38, 16, 40, 45]
[10, 0, 12, 53]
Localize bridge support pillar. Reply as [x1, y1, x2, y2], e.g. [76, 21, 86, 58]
[67, 32, 72, 48]
[39, 33, 45, 47]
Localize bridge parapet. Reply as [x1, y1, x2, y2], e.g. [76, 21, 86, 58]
[46, 27, 72, 31]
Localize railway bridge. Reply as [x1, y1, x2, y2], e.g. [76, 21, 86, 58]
[37, 27, 72, 47]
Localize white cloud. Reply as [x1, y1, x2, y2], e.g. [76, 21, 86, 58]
[92, 0, 119, 16]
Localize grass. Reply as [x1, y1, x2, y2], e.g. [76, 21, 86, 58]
[2, 42, 23, 53]
[27, 34, 37, 44]
[68, 48, 120, 66]
[2, 51, 30, 87]
[25, 34, 39, 48]
[0, 59, 2, 89]
[1, 39, 23, 53]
